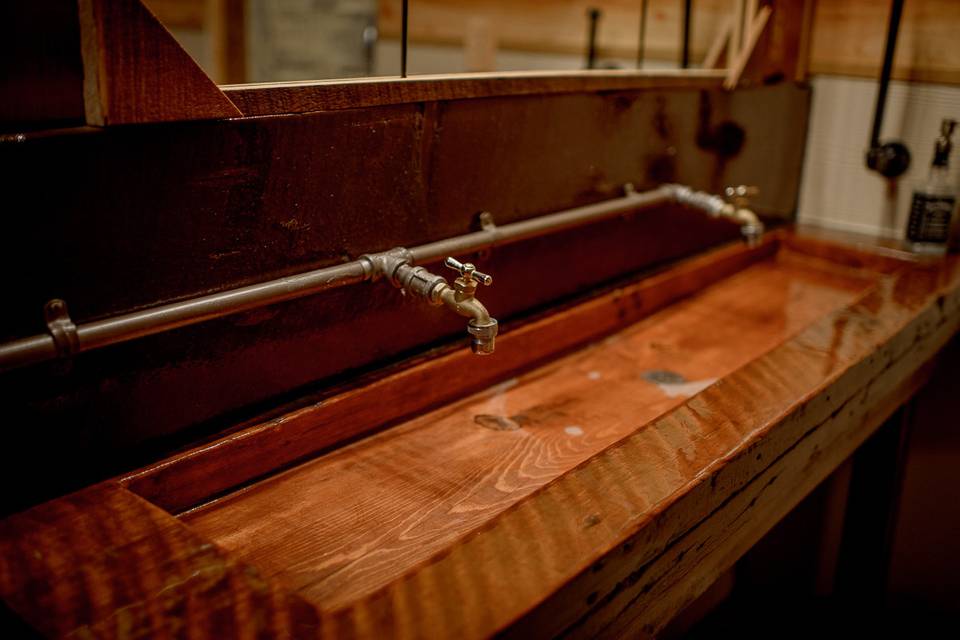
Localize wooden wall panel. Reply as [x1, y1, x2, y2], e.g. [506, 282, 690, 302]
[810, 0, 960, 85]
[375, 0, 960, 85]
[378, 0, 731, 63]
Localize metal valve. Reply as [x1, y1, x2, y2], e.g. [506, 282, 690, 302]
[444, 257, 493, 286]
[724, 185, 759, 208]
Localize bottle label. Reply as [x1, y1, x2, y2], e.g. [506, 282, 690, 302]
[907, 193, 955, 243]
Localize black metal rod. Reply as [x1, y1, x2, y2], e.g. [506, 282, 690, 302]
[586, 8, 601, 69]
[870, 0, 904, 147]
[637, 0, 648, 69]
[681, 0, 693, 69]
[401, 0, 409, 78]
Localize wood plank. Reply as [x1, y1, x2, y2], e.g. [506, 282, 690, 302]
[142, 0, 205, 30]
[702, 16, 733, 70]
[0, 484, 320, 638]
[735, 0, 815, 86]
[207, 0, 246, 84]
[810, 0, 960, 85]
[379, 0, 960, 86]
[570, 358, 934, 638]
[222, 69, 726, 116]
[78, 0, 241, 124]
[180, 247, 878, 610]
[724, 5, 771, 89]
[378, 0, 731, 63]
[310, 232, 960, 638]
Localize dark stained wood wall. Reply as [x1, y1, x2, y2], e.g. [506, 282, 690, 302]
[0, 82, 810, 513]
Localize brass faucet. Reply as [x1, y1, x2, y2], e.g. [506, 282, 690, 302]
[665, 183, 764, 245]
[438, 258, 498, 355]
[360, 249, 498, 355]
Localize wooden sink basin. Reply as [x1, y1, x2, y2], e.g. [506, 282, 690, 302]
[175, 234, 880, 610]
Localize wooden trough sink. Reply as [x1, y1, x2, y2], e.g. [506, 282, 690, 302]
[4, 227, 960, 638]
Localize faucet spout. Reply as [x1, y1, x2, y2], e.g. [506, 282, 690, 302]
[437, 257, 498, 355]
[437, 285, 498, 355]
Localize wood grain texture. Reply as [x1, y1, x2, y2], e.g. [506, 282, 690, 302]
[296, 232, 959, 639]
[78, 0, 241, 124]
[2, 84, 808, 512]
[377, 0, 960, 85]
[181, 246, 878, 609]
[123, 236, 777, 513]
[4, 229, 960, 639]
[378, 0, 732, 63]
[222, 69, 726, 116]
[142, 0, 205, 30]
[810, 0, 960, 85]
[724, 6, 772, 90]
[0, 485, 320, 638]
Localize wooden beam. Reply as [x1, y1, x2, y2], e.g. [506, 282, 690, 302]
[207, 0, 247, 84]
[222, 69, 727, 116]
[703, 16, 733, 69]
[724, 5, 771, 89]
[78, 0, 241, 125]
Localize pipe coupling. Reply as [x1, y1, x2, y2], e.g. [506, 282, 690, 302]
[393, 264, 448, 303]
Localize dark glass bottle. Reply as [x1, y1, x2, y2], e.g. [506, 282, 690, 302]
[906, 119, 958, 255]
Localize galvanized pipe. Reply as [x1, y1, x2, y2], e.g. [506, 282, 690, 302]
[0, 184, 713, 372]
[410, 185, 672, 263]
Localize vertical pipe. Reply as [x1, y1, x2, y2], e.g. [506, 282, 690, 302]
[681, 0, 693, 69]
[637, 0, 648, 69]
[401, 0, 409, 78]
[870, 0, 905, 148]
[586, 8, 601, 69]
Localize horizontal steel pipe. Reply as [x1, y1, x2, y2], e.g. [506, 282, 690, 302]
[0, 184, 709, 372]
[409, 186, 673, 263]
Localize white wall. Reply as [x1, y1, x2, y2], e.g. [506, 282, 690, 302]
[798, 76, 960, 238]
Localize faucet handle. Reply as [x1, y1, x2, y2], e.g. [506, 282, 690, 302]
[724, 185, 759, 208]
[444, 257, 493, 286]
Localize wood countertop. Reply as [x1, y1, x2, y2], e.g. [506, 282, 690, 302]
[2, 227, 958, 638]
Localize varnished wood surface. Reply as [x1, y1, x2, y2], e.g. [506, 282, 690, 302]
[3, 229, 960, 638]
[78, 0, 241, 124]
[124, 236, 776, 514]
[0, 485, 319, 638]
[7, 82, 813, 512]
[222, 70, 726, 116]
[181, 247, 878, 610]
